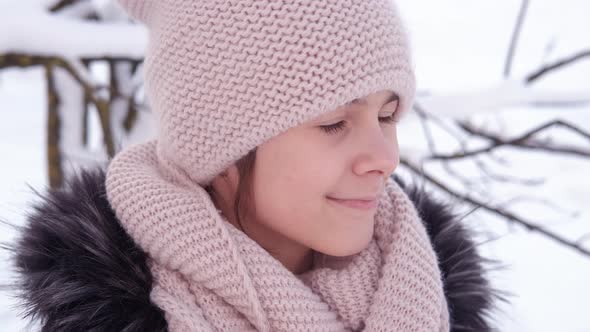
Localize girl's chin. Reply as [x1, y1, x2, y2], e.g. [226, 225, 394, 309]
[316, 230, 374, 257]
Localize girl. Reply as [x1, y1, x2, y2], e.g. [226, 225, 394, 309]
[9, 0, 501, 331]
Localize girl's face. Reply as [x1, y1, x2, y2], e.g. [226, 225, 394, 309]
[251, 89, 401, 257]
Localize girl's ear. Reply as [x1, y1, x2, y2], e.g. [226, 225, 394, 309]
[116, 0, 154, 24]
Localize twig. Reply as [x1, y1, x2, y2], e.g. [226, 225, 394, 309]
[49, 0, 84, 12]
[462, 120, 590, 157]
[414, 105, 438, 155]
[505, 0, 529, 77]
[413, 103, 489, 192]
[0, 53, 142, 70]
[428, 120, 590, 160]
[471, 155, 545, 186]
[414, 103, 467, 143]
[415, 105, 545, 186]
[401, 158, 590, 258]
[526, 49, 590, 83]
[495, 196, 580, 219]
[0, 53, 129, 156]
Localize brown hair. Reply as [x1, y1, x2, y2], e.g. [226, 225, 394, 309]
[206, 149, 257, 232]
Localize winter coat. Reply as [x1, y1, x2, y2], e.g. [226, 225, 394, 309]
[8, 167, 501, 331]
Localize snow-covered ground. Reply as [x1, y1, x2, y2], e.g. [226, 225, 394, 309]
[1, 1, 589, 331]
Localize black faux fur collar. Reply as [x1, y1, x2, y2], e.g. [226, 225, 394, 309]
[5, 168, 503, 331]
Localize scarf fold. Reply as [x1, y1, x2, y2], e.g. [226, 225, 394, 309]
[105, 140, 450, 331]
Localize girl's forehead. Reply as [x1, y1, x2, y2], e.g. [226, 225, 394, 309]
[310, 92, 400, 122]
[345, 92, 399, 107]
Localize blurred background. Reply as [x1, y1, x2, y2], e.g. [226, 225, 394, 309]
[1, 0, 589, 331]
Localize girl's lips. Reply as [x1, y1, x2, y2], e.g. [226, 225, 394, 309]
[327, 197, 378, 210]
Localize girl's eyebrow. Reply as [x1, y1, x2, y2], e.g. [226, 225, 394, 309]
[345, 94, 399, 107]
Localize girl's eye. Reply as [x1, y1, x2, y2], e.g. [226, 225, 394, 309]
[378, 114, 399, 125]
[319, 121, 346, 134]
[319, 115, 399, 135]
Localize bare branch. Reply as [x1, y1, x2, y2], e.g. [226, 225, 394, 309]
[415, 104, 546, 186]
[414, 106, 438, 154]
[48, 0, 85, 13]
[526, 49, 590, 83]
[1, 55, 113, 95]
[471, 156, 545, 186]
[0, 53, 142, 70]
[428, 120, 590, 160]
[505, 0, 529, 78]
[413, 104, 490, 194]
[461, 120, 590, 157]
[0, 53, 141, 157]
[400, 158, 590, 259]
[494, 196, 580, 218]
[414, 103, 467, 143]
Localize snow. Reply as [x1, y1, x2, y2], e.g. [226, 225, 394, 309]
[419, 80, 590, 118]
[397, 1, 590, 331]
[0, 69, 46, 332]
[1, 1, 589, 331]
[0, 0, 147, 58]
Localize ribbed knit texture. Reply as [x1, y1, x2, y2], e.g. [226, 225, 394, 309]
[116, 0, 416, 186]
[106, 141, 450, 331]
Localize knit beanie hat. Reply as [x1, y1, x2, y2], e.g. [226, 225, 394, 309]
[106, 3, 451, 330]
[117, 0, 415, 186]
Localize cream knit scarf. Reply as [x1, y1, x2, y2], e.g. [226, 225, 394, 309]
[106, 141, 450, 331]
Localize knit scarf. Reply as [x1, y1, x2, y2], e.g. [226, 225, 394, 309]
[106, 140, 450, 331]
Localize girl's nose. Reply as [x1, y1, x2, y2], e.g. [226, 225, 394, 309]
[352, 126, 399, 179]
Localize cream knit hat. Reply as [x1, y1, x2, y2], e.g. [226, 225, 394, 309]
[117, 0, 415, 186]
[105, 4, 452, 330]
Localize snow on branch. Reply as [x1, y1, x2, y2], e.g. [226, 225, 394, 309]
[419, 81, 590, 119]
[0, 3, 147, 58]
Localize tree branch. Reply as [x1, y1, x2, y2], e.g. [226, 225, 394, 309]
[427, 120, 590, 160]
[0, 53, 139, 157]
[48, 0, 85, 13]
[413, 103, 491, 194]
[505, 0, 529, 78]
[400, 158, 590, 259]
[526, 49, 590, 83]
